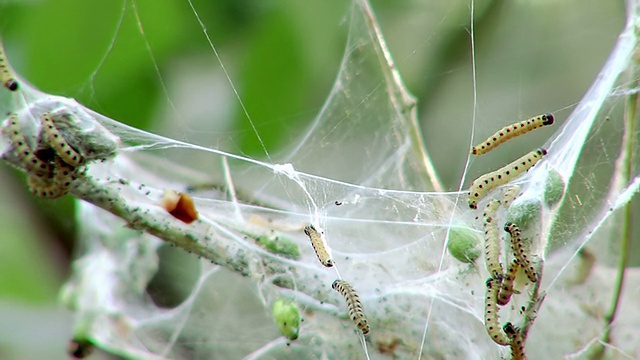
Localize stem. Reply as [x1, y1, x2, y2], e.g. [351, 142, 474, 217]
[520, 273, 546, 340]
[357, 0, 444, 193]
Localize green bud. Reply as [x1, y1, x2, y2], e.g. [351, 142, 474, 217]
[256, 235, 301, 260]
[506, 199, 542, 231]
[272, 299, 301, 340]
[543, 169, 565, 207]
[447, 227, 481, 264]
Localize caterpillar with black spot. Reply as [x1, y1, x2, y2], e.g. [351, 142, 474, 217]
[497, 258, 519, 306]
[483, 199, 503, 279]
[41, 112, 84, 167]
[332, 279, 370, 335]
[501, 185, 521, 209]
[4, 113, 52, 177]
[471, 114, 554, 155]
[468, 148, 547, 209]
[0, 43, 18, 91]
[28, 157, 76, 199]
[304, 224, 334, 267]
[503, 322, 526, 360]
[484, 277, 510, 346]
[504, 222, 538, 283]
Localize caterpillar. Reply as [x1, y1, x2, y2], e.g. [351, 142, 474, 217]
[28, 157, 76, 199]
[484, 278, 510, 346]
[504, 222, 538, 283]
[4, 113, 52, 177]
[332, 279, 370, 335]
[501, 185, 521, 209]
[503, 322, 526, 360]
[497, 258, 520, 306]
[483, 199, 503, 279]
[471, 114, 554, 155]
[0, 43, 18, 91]
[41, 112, 84, 167]
[304, 224, 334, 267]
[468, 148, 547, 209]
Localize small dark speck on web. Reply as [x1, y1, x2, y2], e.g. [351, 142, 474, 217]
[335, 201, 342, 206]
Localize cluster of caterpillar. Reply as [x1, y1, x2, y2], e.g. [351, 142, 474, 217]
[4, 112, 85, 198]
[482, 216, 540, 357]
[469, 116, 552, 358]
[1, 44, 94, 199]
[468, 113, 555, 209]
[303, 225, 371, 336]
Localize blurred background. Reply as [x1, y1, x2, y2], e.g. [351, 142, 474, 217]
[0, 0, 628, 358]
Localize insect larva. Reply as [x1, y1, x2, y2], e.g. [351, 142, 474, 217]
[468, 148, 547, 209]
[4, 113, 52, 177]
[501, 185, 521, 209]
[503, 321, 517, 338]
[28, 176, 62, 198]
[0, 43, 19, 91]
[504, 222, 538, 283]
[53, 158, 76, 190]
[503, 322, 526, 360]
[41, 112, 84, 167]
[304, 224, 334, 267]
[471, 114, 554, 155]
[483, 199, 503, 279]
[484, 278, 510, 346]
[332, 279, 370, 335]
[28, 158, 76, 199]
[497, 258, 520, 306]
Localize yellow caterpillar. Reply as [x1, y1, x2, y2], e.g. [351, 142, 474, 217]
[5, 113, 52, 177]
[28, 158, 76, 199]
[468, 148, 547, 209]
[504, 322, 526, 360]
[0, 43, 18, 91]
[304, 224, 334, 267]
[41, 112, 84, 167]
[483, 199, 503, 279]
[501, 185, 521, 209]
[471, 114, 553, 155]
[497, 258, 519, 306]
[484, 278, 510, 346]
[332, 279, 370, 335]
[504, 222, 538, 283]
